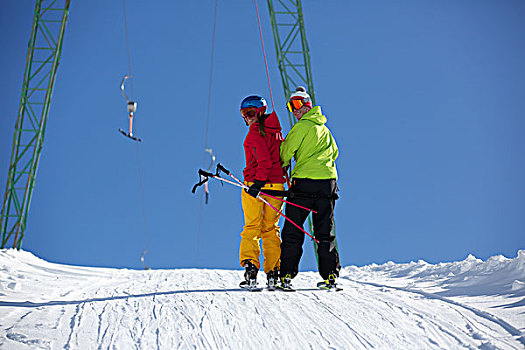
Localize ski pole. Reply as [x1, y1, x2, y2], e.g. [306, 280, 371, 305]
[216, 163, 317, 214]
[212, 165, 319, 242]
[195, 168, 319, 242]
[258, 195, 319, 243]
[209, 173, 247, 189]
[226, 173, 317, 214]
[260, 192, 316, 214]
[214, 174, 319, 243]
[192, 169, 246, 192]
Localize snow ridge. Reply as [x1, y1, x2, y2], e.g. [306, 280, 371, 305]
[1, 249, 524, 349]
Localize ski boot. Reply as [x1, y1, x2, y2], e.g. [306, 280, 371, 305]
[266, 268, 279, 291]
[277, 273, 295, 292]
[317, 272, 342, 291]
[240, 261, 261, 291]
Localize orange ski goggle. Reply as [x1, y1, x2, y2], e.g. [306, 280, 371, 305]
[287, 99, 305, 112]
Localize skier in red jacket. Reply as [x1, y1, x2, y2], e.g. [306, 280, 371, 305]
[239, 95, 286, 289]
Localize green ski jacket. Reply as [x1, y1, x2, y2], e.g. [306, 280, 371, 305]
[280, 106, 338, 180]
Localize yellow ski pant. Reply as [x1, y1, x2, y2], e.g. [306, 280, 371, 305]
[240, 182, 284, 273]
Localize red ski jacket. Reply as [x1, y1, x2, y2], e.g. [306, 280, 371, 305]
[243, 111, 285, 184]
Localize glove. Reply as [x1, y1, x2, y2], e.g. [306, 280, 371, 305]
[246, 180, 265, 198]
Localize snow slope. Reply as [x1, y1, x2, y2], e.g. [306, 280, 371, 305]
[1, 249, 524, 349]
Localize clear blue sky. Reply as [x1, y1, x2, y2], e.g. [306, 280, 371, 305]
[1, 1, 524, 271]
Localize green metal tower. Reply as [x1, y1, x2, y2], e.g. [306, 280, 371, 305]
[1, 0, 71, 249]
[267, 0, 338, 261]
[267, 0, 316, 126]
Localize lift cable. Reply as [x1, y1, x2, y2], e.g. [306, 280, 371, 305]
[122, 0, 150, 270]
[196, 0, 219, 267]
[254, 0, 275, 111]
[122, 0, 134, 97]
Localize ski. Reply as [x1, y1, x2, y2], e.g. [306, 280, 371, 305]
[239, 280, 263, 292]
[316, 281, 343, 291]
[276, 284, 296, 292]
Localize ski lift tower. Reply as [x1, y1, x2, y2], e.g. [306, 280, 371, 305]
[267, 0, 338, 258]
[1, 0, 71, 249]
[267, 0, 316, 125]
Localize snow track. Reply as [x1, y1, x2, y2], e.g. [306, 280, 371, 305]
[351, 278, 525, 348]
[1, 250, 523, 349]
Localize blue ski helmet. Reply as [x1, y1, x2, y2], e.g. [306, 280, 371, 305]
[240, 95, 267, 112]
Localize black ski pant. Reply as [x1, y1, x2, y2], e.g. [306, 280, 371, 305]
[280, 178, 341, 280]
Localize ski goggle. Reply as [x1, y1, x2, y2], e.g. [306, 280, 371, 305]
[287, 98, 305, 112]
[240, 107, 258, 119]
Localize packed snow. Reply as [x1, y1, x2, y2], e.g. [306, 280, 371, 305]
[0, 249, 524, 349]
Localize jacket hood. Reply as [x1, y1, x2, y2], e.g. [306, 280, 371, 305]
[250, 111, 282, 134]
[300, 106, 326, 125]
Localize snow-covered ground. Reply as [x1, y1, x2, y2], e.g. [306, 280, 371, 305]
[1, 249, 523, 349]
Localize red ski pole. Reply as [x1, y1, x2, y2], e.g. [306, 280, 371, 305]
[260, 192, 317, 214]
[258, 196, 319, 243]
[212, 165, 319, 243]
[219, 166, 317, 214]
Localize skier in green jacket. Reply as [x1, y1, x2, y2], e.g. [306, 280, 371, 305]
[278, 86, 341, 290]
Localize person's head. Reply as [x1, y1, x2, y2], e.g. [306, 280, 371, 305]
[240, 95, 267, 135]
[287, 86, 312, 120]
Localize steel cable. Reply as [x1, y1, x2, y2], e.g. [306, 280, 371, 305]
[122, 0, 150, 269]
[196, 0, 219, 267]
